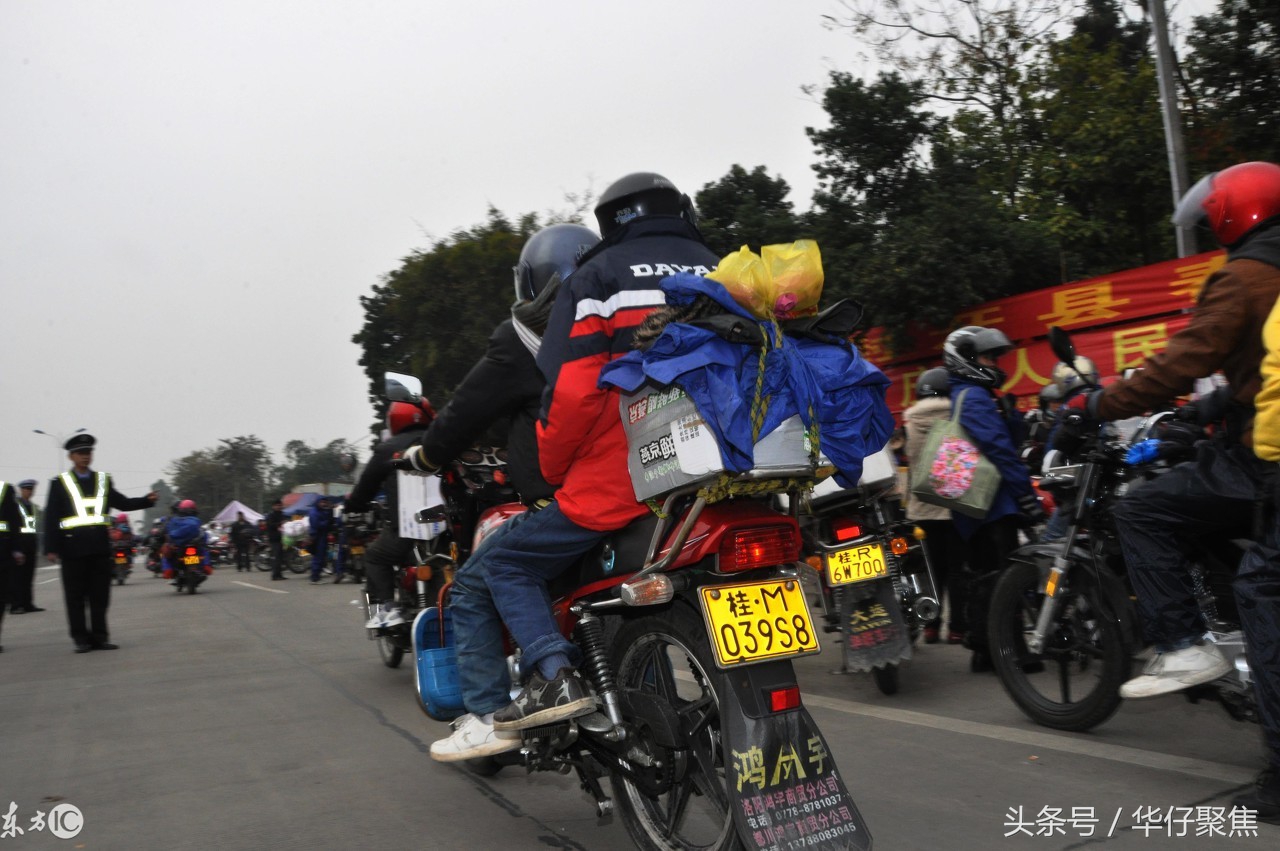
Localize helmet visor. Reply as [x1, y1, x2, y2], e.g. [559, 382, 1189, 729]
[1173, 173, 1215, 228]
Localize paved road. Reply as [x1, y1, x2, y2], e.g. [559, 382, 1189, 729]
[0, 561, 1272, 850]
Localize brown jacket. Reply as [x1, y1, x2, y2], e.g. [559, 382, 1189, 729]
[1096, 257, 1280, 447]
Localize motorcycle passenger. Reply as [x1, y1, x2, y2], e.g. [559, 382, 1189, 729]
[164, 499, 209, 581]
[903, 367, 969, 644]
[941, 326, 1045, 671]
[344, 397, 434, 627]
[399, 222, 600, 761]
[423, 173, 717, 749]
[1064, 162, 1280, 710]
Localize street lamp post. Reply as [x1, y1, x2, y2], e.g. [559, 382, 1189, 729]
[33, 427, 87, 475]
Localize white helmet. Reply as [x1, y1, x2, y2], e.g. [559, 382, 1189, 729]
[1053, 356, 1099, 395]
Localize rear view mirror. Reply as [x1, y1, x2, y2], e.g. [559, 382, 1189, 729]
[384, 372, 423, 403]
[1047, 326, 1076, 365]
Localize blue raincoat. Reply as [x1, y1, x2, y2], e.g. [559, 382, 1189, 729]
[599, 273, 894, 487]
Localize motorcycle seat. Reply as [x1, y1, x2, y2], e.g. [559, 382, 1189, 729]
[546, 512, 663, 600]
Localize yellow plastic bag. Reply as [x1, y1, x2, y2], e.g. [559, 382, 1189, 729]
[707, 240, 823, 320]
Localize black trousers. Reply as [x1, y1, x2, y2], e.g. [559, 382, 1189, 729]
[364, 528, 417, 604]
[962, 515, 1021, 652]
[1113, 444, 1263, 649]
[1237, 473, 1280, 773]
[234, 545, 251, 571]
[917, 519, 969, 633]
[61, 553, 113, 646]
[8, 543, 36, 609]
[269, 539, 284, 578]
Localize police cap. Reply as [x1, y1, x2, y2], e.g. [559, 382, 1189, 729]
[65, 433, 96, 452]
[18, 479, 37, 489]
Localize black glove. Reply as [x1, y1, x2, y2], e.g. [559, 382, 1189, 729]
[999, 392, 1020, 419]
[1016, 492, 1047, 526]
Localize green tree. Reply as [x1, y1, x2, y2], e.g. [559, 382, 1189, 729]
[353, 209, 535, 411]
[694, 165, 804, 257]
[1183, 0, 1280, 167]
[273, 439, 361, 495]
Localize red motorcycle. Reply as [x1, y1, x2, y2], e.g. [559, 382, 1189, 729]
[414, 452, 872, 851]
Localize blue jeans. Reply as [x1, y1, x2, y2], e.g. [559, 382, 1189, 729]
[451, 503, 603, 713]
[310, 536, 329, 581]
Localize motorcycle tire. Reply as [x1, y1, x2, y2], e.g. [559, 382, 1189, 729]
[988, 560, 1131, 732]
[255, 552, 272, 572]
[872, 663, 899, 695]
[287, 551, 307, 574]
[377, 632, 404, 668]
[463, 756, 504, 777]
[609, 603, 739, 851]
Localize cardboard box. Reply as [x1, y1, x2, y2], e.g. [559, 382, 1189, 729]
[620, 384, 815, 501]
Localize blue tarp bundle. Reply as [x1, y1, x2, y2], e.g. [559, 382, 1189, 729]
[600, 273, 894, 488]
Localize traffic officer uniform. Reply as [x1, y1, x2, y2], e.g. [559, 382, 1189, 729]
[0, 480, 26, 650]
[9, 479, 41, 613]
[44, 434, 156, 652]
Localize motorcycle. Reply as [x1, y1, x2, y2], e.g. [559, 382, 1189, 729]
[412, 453, 872, 850]
[797, 473, 940, 696]
[112, 544, 134, 585]
[173, 544, 209, 594]
[986, 326, 1258, 732]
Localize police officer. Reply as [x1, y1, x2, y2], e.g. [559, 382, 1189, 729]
[44, 434, 157, 653]
[9, 479, 42, 614]
[0, 480, 26, 651]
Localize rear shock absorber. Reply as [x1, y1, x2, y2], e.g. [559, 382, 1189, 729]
[573, 609, 625, 738]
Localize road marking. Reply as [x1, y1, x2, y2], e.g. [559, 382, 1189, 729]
[799, 691, 1257, 785]
[38, 577, 59, 584]
[231, 580, 288, 594]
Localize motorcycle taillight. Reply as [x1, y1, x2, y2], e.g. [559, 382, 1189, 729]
[832, 519, 864, 542]
[719, 526, 799, 573]
[184, 547, 197, 556]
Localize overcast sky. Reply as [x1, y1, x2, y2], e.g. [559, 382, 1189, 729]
[0, 0, 1215, 505]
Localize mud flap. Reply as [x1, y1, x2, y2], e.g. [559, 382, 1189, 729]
[714, 666, 872, 850]
[840, 580, 911, 673]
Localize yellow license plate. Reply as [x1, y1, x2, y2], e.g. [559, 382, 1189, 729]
[824, 542, 888, 586]
[699, 579, 820, 668]
[114, 556, 127, 565]
[350, 546, 365, 555]
[182, 555, 201, 566]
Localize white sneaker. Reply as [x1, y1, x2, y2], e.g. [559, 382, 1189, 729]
[429, 713, 519, 762]
[381, 605, 404, 628]
[1120, 642, 1233, 699]
[364, 604, 385, 629]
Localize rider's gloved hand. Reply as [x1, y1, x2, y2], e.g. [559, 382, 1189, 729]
[1016, 492, 1047, 527]
[394, 444, 440, 473]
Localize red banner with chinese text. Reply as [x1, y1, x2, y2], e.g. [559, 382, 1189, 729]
[865, 250, 1226, 415]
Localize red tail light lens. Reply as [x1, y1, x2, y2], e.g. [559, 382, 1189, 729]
[184, 547, 197, 556]
[719, 525, 799, 573]
[767, 685, 801, 713]
[833, 520, 863, 542]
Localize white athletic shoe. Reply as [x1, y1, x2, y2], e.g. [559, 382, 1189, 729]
[1120, 642, 1233, 699]
[429, 713, 520, 762]
[364, 603, 404, 629]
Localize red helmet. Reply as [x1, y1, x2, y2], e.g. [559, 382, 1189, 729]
[116, 513, 129, 523]
[386, 399, 435, 436]
[1174, 161, 1280, 247]
[177, 499, 197, 515]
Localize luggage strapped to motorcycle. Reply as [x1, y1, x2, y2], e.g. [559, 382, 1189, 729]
[643, 316, 827, 517]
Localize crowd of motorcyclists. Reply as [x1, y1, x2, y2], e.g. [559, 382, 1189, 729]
[11, 161, 1277, 836]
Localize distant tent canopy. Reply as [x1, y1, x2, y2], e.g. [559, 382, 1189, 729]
[212, 500, 264, 524]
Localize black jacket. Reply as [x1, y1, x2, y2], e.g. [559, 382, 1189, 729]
[43, 471, 152, 558]
[1, 483, 22, 560]
[344, 425, 428, 533]
[265, 509, 285, 542]
[418, 318, 554, 502]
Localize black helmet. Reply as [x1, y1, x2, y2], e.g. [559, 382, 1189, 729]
[942, 325, 1013, 388]
[915, 367, 950, 399]
[594, 172, 696, 238]
[513, 223, 600, 302]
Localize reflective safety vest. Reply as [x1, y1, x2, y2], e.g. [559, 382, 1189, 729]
[17, 499, 36, 535]
[0, 482, 8, 532]
[58, 472, 113, 529]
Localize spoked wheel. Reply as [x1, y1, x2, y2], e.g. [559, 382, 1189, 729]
[988, 561, 1131, 731]
[872, 663, 899, 695]
[610, 606, 737, 851]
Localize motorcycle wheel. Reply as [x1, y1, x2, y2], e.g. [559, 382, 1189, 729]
[377, 632, 404, 668]
[287, 551, 307, 574]
[988, 561, 1131, 732]
[255, 551, 272, 572]
[872, 663, 899, 696]
[464, 757, 504, 777]
[609, 605, 738, 851]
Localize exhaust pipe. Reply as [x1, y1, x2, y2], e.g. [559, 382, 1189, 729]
[913, 596, 940, 623]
